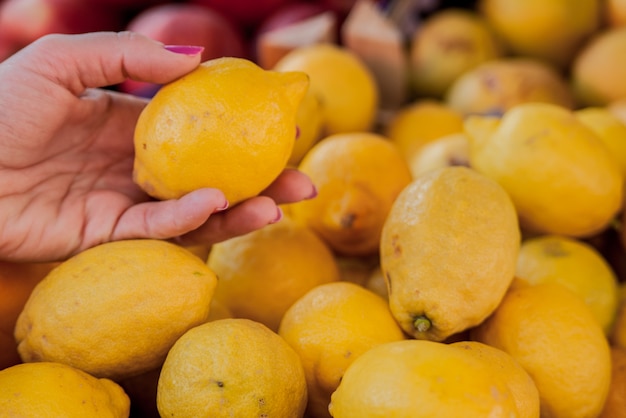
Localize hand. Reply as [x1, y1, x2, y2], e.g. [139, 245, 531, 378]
[0, 31, 315, 263]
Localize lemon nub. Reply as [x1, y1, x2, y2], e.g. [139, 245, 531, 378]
[414, 315, 432, 333]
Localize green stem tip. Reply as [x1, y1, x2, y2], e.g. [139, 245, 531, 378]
[413, 315, 431, 333]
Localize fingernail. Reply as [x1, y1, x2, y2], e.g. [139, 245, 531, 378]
[213, 200, 229, 213]
[295, 125, 300, 140]
[164, 45, 204, 56]
[306, 185, 318, 199]
[270, 206, 283, 224]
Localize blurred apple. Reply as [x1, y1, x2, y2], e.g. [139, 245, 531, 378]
[119, 2, 248, 96]
[189, 0, 297, 28]
[0, 0, 124, 61]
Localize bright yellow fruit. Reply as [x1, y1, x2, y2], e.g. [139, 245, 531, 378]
[273, 43, 378, 135]
[290, 132, 412, 256]
[450, 341, 540, 418]
[465, 102, 623, 237]
[133, 57, 309, 204]
[207, 215, 340, 332]
[380, 166, 520, 341]
[328, 339, 519, 417]
[407, 132, 470, 179]
[278, 281, 406, 418]
[575, 106, 626, 180]
[157, 318, 307, 418]
[288, 87, 324, 166]
[0, 361, 129, 417]
[409, 8, 502, 98]
[471, 282, 612, 418]
[384, 99, 465, 166]
[478, 0, 600, 69]
[598, 346, 626, 418]
[446, 58, 574, 116]
[15, 239, 217, 381]
[516, 234, 620, 334]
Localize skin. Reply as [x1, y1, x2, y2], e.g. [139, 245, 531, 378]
[0, 31, 315, 263]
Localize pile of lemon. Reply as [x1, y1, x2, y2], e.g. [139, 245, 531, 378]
[3, 0, 626, 417]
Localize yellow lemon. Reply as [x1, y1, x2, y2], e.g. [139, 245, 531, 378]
[478, 0, 600, 69]
[450, 341, 540, 418]
[380, 166, 520, 341]
[288, 87, 325, 166]
[15, 239, 217, 381]
[0, 361, 129, 417]
[133, 56, 309, 204]
[465, 102, 623, 237]
[278, 281, 406, 418]
[273, 43, 378, 135]
[328, 339, 519, 417]
[575, 106, 626, 181]
[471, 282, 612, 418]
[407, 132, 470, 179]
[598, 346, 626, 418]
[384, 99, 465, 166]
[157, 318, 307, 418]
[290, 132, 412, 256]
[207, 215, 340, 332]
[516, 234, 620, 334]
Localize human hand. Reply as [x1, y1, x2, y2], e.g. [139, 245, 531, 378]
[0, 31, 316, 263]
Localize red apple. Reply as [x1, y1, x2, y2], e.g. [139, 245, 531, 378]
[119, 2, 248, 96]
[189, 0, 297, 28]
[0, 0, 124, 61]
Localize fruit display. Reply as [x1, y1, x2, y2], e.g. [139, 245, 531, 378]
[3, 0, 626, 417]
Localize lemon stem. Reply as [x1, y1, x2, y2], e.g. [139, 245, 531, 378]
[413, 315, 431, 333]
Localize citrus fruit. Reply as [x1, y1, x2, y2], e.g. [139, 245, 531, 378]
[288, 86, 324, 166]
[328, 339, 519, 417]
[0, 260, 57, 370]
[15, 239, 217, 381]
[157, 318, 307, 418]
[516, 234, 620, 334]
[278, 281, 406, 418]
[290, 132, 412, 256]
[384, 99, 465, 166]
[407, 132, 470, 179]
[450, 341, 540, 418]
[207, 215, 340, 331]
[133, 56, 309, 204]
[598, 346, 626, 418]
[0, 361, 129, 417]
[273, 43, 378, 135]
[478, 0, 600, 69]
[380, 166, 520, 341]
[465, 102, 623, 237]
[471, 282, 612, 418]
[409, 8, 502, 98]
[575, 106, 626, 180]
[445, 58, 574, 116]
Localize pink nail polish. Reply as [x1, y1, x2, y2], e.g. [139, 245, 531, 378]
[213, 200, 229, 213]
[164, 45, 204, 56]
[295, 126, 301, 140]
[307, 185, 318, 199]
[270, 207, 283, 224]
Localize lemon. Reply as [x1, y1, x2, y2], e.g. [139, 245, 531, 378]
[278, 281, 406, 418]
[575, 106, 626, 180]
[15, 239, 217, 381]
[471, 281, 612, 418]
[328, 339, 518, 417]
[288, 87, 325, 166]
[407, 132, 470, 179]
[273, 43, 378, 135]
[465, 102, 623, 237]
[0, 361, 129, 417]
[516, 234, 620, 334]
[478, 0, 600, 69]
[133, 56, 309, 204]
[450, 341, 540, 418]
[380, 166, 520, 341]
[157, 318, 307, 418]
[207, 215, 340, 332]
[290, 132, 412, 256]
[384, 99, 465, 166]
[598, 346, 626, 418]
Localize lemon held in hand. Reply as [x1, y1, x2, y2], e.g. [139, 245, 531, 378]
[133, 57, 309, 204]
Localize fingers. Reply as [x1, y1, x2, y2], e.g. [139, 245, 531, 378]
[260, 168, 317, 203]
[20, 31, 202, 94]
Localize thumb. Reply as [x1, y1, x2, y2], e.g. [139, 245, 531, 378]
[24, 31, 203, 93]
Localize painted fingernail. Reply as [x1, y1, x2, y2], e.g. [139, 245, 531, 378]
[213, 200, 229, 213]
[164, 45, 204, 56]
[306, 185, 318, 199]
[295, 125, 301, 139]
[270, 207, 283, 224]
